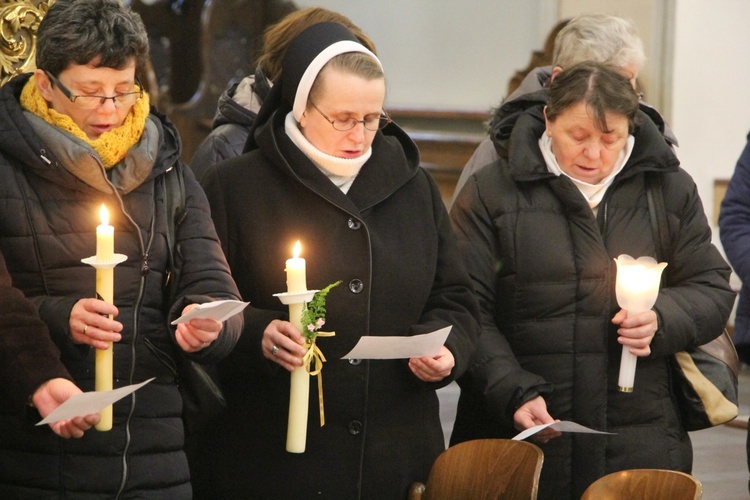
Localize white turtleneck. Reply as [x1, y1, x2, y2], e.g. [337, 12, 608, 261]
[285, 112, 371, 194]
[539, 133, 634, 216]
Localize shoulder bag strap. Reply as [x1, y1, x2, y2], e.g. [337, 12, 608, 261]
[162, 163, 186, 303]
[646, 171, 671, 264]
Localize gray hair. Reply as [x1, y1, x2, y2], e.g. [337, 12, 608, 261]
[36, 0, 149, 78]
[552, 14, 646, 72]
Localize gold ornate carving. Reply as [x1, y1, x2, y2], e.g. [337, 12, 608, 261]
[0, 0, 54, 85]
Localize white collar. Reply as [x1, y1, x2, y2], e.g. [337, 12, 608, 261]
[539, 133, 634, 209]
[285, 112, 371, 193]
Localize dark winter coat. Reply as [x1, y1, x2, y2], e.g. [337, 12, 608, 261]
[0, 74, 242, 499]
[719, 133, 750, 362]
[196, 106, 479, 499]
[0, 251, 71, 413]
[449, 103, 734, 499]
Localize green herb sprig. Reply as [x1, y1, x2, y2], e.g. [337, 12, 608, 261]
[300, 281, 341, 342]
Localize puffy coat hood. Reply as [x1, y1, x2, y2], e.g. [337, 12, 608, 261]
[488, 66, 678, 160]
[210, 71, 270, 130]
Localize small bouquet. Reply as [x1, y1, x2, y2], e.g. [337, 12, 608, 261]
[299, 280, 340, 425]
[300, 280, 341, 342]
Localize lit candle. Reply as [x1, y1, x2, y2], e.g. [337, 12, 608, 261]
[96, 204, 114, 262]
[614, 255, 667, 392]
[285, 241, 309, 453]
[286, 241, 307, 293]
[95, 205, 114, 431]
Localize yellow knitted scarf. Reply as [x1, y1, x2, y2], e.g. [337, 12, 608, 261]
[20, 74, 150, 168]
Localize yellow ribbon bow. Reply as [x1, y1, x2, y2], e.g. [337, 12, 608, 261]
[301, 331, 335, 426]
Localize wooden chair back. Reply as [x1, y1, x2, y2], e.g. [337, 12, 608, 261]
[409, 439, 544, 500]
[580, 469, 703, 500]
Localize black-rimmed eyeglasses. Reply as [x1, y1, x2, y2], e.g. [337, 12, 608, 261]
[45, 71, 143, 110]
[310, 101, 391, 132]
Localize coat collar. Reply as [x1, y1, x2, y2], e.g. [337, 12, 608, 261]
[506, 104, 680, 184]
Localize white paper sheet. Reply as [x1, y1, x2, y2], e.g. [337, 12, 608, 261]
[512, 420, 615, 441]
[341, 326, 452, 360]
[36, 378, 154, 426]
[171, 300, 249, 325]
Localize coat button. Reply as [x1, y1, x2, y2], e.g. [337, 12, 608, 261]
[347, 420, 363, 435]
[348, 358, 362, 365]
[348, 279, 364, 294]
[347, 218, 362, 230]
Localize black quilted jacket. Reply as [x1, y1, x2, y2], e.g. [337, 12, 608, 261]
[450, 103, 734, 499]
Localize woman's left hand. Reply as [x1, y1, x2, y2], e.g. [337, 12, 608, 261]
[175, 303, 222, 353]
[612, 308, 658, 357]
[409, 346, 454, 382]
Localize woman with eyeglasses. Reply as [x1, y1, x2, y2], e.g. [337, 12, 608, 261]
[199, 22, 479, 499]
[0, 0, 242, 498]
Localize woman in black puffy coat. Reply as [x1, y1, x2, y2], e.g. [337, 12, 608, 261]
[0, 1, 242, 497]
[450, 62, 734, 499]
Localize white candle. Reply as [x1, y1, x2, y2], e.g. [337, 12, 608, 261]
[285, 241, 307, 293]
[285, 240, 309, 453]
[96, 204, 114, 262]
[95, 205, 114, 431]
[614, 255, 667, 392]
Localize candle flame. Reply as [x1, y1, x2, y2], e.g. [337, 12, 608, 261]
[293, 240, 301, 259]
[99, 204, 109, 226]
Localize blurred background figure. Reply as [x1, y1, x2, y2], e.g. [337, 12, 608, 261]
[719, 130, 750, 495]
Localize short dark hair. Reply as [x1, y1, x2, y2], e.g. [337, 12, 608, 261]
[546, 61, 640, 133]
[36, 0, 149, 78]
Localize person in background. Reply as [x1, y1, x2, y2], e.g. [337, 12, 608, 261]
[188, 7, 376, 182]
[0, 251, 100, 439]
[198, 22, 479, 499]
[718, 131, 750, 494]
[450, 62, 734, 499]
[0, 0, 242, 497]
[451, 12, 677, 207]
[506, 19, 569, 97]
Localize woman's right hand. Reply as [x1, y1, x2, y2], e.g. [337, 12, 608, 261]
[69, 298, 122, 350]
[513, 395, 561, 444]
[262, 319, 307, 372]
[33, 378, 101, 438]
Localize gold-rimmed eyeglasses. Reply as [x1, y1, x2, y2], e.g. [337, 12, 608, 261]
[309, 101, 391, 132]
[45, 71, 143, 110]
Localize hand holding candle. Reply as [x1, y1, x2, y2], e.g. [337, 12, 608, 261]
[614, 254, 667, 392]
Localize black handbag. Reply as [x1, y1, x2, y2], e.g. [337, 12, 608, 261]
[162, 165, 226, 437]
[646, 173, 739, 431]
